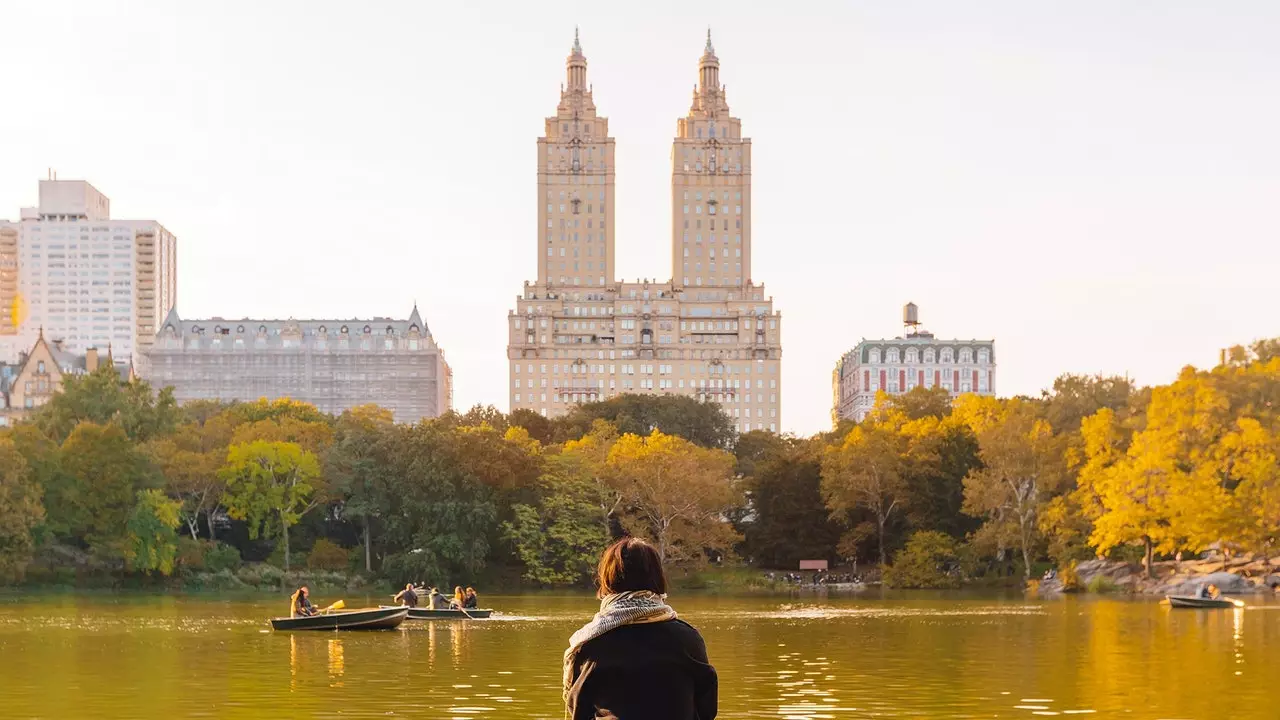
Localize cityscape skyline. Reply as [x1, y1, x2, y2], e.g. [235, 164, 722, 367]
[2, 2, 1277, 434]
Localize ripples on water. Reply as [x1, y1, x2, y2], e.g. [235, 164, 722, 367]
[0, 594, 1277, 719]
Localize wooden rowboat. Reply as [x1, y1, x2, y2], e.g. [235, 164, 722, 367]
[1165, 595, 1244, 609]
[270, 606, 409, 631]
[381, 606, 493, 620]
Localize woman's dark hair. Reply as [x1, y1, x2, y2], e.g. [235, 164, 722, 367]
[596, 537, 667, 598]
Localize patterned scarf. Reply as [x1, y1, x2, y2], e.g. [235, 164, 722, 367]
[562, 591, 678, 705]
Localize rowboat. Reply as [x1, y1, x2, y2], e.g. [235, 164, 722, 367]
[381, 606, 493, 620]
[270, 606, 409, 631]
[1165, 595, 1244, 609]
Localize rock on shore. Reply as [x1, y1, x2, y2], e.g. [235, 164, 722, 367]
[1073, 556, 1280, 595]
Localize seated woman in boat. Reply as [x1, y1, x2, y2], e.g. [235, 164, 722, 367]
[1198, 583, 1222, 599]
[452, 586, 466, 609]
[464, 587, 478, 609]
[290, 586, 317, 618]
[394, 583, 420, 608]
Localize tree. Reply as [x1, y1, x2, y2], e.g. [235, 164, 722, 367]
[59, 422, 157, 559]
[327, 405, 395, 573]
[0, 435, 45, 583]
[739, 435, 841, 568]
[1216, 418, 1280, 561]
[556, 394, 736, 449]
[504, 452, 611, 585]
[883, 531, 963, 589]
[606, 430, 741, 563]
[148, 412, 232, 541]
[822, 422, 912, 567]
[125, 489, 181, 575]
[35, 364, 178, 444]
[220, 440, 323, 571]
[1041, 374, 1138, 435]
[961, 398, 1066, 580]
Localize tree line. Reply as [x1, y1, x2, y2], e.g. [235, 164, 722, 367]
[0, 338, 1275, 588]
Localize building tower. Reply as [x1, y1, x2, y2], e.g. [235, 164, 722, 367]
[671, 29, 752, 288]
[537, 28, 617, 288]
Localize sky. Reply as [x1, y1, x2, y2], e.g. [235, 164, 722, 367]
[1, 0, 1277, 436]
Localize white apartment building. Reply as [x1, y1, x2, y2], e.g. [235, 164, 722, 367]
[832, 303, 996, 423]
[0, 179, 177, 364]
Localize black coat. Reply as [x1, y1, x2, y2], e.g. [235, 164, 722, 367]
[567, 618, 717, 720]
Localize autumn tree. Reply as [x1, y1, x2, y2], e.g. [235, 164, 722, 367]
[220, 440, 324, 571]
[556, 394, 736, 449]
[148, 410, 234, 540]
[35, 364, 178, 444]
[607, 430, 740, 563]
[0, 434, 45, 583]
[738, 434, 841, 568]
[821, 421, 913, 567]
[504, 451, 612, 585]
[960, 397, 1066, 580]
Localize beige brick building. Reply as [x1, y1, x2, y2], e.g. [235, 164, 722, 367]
[142, 305, 452, 423]
[508, 31, 783, 433]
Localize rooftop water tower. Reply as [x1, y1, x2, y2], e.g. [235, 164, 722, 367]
[903, 302, 920, 335]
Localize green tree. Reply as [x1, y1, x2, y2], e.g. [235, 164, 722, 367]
[220, 440, 323, 571]
[148, 410, 232, 541]
[884, 530, 963, 589]
[35, 364, 178, 444]
[0, 435, 45, 583]
[504, 452, 611, 585]
[326, 405, 395, 573]
[125, 489, 181, 575]
[556, 394, 736, 449]
[739, 435, 841, 568]
[59, 422, 157, 560]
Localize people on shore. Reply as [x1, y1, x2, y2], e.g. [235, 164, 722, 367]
[393, 583, 419, 608]
[563, 537, 718, 720]
[464, 587, 479, 609]
[290, 586, 317, 618]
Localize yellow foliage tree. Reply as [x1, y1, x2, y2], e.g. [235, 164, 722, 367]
[605, 430, 740, 563]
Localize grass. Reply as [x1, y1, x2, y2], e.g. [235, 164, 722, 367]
[1086, 575, 1120, 594]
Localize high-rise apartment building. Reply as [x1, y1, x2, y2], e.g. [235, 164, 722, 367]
[0, 179, 177, 364]
[832, 303, 997, 423]
[508, 32, 783, 433]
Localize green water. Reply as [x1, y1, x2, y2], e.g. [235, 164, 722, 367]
[0, 591, 1276, 719]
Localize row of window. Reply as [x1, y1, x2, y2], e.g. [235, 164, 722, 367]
[866, 347, 991, 365]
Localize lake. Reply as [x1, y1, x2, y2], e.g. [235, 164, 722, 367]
[0, 591, 1276, 719]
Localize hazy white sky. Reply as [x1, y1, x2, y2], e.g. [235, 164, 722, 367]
[2, 1, 1277, 435]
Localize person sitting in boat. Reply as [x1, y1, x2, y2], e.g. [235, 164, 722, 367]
[290, 586, 317, 618]
[452, 586, 466, 609]
[464, 587, 478, 609]
[428, 587, 452, 610]
[1198, 583, 1222, 600]
[394, 583, 420, 608]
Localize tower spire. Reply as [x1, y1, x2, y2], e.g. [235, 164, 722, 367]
[705, 27, 714, 55]
[565, 26, 588, 91]
[574, 25, 582, 54]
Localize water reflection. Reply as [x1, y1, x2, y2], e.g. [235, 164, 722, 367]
[0, 594, 1276, 718]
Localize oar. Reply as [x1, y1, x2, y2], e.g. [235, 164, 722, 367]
[321, 600, 345, 614]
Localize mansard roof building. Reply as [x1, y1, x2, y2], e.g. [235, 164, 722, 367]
[140, 305, 451, 422]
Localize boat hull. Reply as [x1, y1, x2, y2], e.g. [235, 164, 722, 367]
[270, 607, 408, 631]
[381, 606, 493, 620]
[1166, 595, 1239, 609]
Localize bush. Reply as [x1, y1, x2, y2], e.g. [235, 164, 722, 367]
[236, 563, 285, 589]
[204, 543, 243, 573]
[307, 539, 348, 571]
[1086, 575, 1119, 594]
[177, 537, 208, 571]
[884, 531, 964, 589]
[1059, 560, 1082, 592]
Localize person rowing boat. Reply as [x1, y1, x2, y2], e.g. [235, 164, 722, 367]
[393, 583, 420, 608]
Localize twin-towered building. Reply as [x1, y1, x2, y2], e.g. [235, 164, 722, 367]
[832, 303, 997, 423]
[507, 31, 784, 433]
